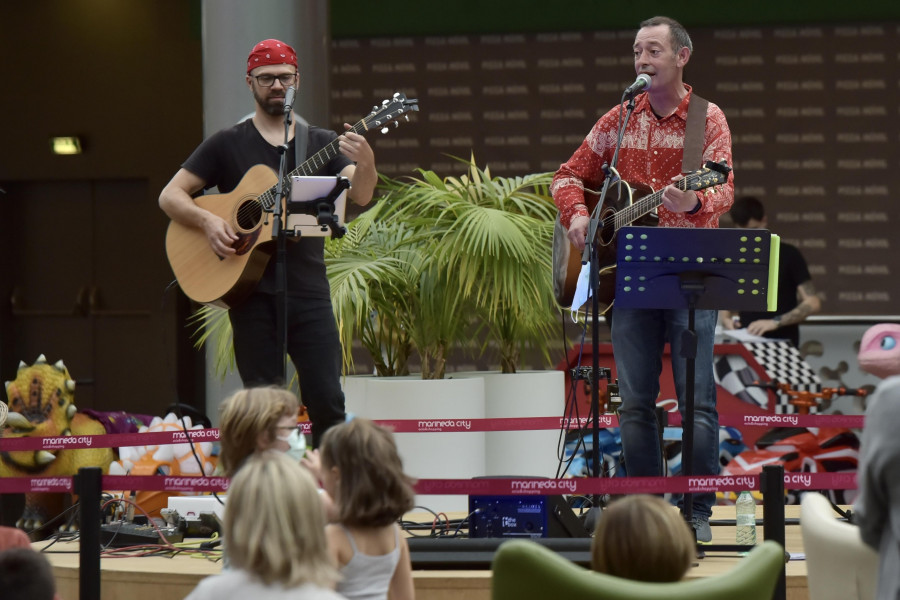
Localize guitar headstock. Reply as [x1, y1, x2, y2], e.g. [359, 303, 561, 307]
[682, 159, 732, 192]
[361, 92, 419, 134]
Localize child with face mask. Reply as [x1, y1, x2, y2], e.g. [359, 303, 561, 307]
[216, 387, 337, 565]
[218, 387, 303, 478]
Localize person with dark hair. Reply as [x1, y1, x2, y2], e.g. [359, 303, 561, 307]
[160, 38, 378, 447]
[552, 15, 734, 542]
[720, 196, 821, 347]
[303, 418, 415, 600]
[0, 547, 60, 600]
[592, 495, 695, 582]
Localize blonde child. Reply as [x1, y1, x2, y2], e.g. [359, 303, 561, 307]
[591, 494, 695, 582]
[186, 452, 342, 600]
[305, 418, 416, 600]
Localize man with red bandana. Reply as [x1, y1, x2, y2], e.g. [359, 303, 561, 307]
[160, 39, 377, 446]
[551, 16, 734, 542]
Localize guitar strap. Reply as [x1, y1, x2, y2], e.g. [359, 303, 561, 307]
[294, 115, 310, 167]
[682, 93, 709, 172]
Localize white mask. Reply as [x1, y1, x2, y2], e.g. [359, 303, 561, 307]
[277, 427, 306, 461]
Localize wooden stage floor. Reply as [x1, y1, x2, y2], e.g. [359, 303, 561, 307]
[39, 505, 813, 600]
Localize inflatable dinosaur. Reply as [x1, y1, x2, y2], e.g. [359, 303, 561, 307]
[1, 355, 114, 531]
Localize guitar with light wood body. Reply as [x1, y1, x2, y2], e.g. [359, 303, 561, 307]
[165, 93, 418, 308]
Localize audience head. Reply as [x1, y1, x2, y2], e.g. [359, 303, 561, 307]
[225, 451, 337, 588]
[218, 387, 299, 477]
[0, 547, 58, 600]
[730, 196, 767, 229]
[319, 418, 416, 527]
[591, 494, 695, 583]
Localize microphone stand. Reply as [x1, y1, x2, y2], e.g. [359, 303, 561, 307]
[270, 93, 294, 385]
[582, 90, 639, 530]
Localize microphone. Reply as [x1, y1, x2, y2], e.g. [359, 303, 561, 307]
[283, 86, 296, 115]
[623, 74, 652, 97]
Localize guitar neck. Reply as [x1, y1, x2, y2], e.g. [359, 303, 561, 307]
[259, 118, 367, 210]
[613, 177, 694, 231]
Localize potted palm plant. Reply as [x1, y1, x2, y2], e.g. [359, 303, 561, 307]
[326, 157, 564, 488]
[326, 156, 560, 378]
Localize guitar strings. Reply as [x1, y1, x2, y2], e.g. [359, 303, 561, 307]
[230, 98, 417, 230]
[232, 120, 368, 229]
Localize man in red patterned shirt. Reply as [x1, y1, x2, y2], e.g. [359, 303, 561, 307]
[551, 16, 734, 542]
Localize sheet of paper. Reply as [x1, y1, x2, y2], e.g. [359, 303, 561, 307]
[722, 328, 788, 343]
[569, 262, 591, 322]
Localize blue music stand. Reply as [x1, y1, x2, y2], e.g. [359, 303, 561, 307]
[614, 226, 779, 529]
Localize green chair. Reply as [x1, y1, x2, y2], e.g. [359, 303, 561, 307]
[491, 539, 785, 600]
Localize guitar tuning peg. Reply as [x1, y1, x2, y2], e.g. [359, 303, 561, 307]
[380, 126, 389, 134]
[372, 105, 379, 112]
[404, 115, 410, 121]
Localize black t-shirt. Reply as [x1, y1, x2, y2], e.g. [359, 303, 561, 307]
[739, 241, 811, 347]
[182, 119, 353, 298]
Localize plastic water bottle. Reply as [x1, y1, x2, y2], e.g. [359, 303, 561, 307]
[735, 491, 757, 545]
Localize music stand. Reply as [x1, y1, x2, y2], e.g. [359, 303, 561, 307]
[286, 175, 350, 239]
[269, 175, 350, 383]
[614, 226, 779, 530]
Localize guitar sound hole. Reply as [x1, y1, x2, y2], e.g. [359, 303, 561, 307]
[235, 199, 263, 231]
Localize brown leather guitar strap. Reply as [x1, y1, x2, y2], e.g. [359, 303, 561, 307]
[682, 93, 708, 172]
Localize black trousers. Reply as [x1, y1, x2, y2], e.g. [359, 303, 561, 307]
[228, 292, 346, 446]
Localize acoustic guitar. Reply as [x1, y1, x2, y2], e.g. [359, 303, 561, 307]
[165, 93, 418, 308]
[552, 159, 732, 311]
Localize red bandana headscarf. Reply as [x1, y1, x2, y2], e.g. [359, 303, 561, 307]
[247, 39, 298, 74]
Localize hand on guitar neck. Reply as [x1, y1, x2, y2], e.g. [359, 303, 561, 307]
[566, 176, 700, 252]
[660, 174, 703, 213]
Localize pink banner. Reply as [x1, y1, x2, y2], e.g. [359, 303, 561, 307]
[0, 472, 856, 495]
[0, 413, 864, 452]
[414, 472, 857, 495]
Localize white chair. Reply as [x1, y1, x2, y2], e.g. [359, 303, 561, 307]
[800, 492, 878, 600]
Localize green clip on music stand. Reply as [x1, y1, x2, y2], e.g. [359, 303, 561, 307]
[614, 226, 780, 533]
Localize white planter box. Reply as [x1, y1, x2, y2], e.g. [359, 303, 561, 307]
[343, 375, 486, 512]
[479, 370, 563, 478]
[343, 371, 565, 512]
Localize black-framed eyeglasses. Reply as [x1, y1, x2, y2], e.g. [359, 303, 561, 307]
[253, 73, 297, 87]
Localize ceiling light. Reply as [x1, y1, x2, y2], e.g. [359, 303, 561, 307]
[51, 136, 82, 155]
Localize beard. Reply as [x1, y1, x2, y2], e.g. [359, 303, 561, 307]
[252, 85, 285, 117]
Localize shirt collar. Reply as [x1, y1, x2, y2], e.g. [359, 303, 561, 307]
[634, 83, 693, 121]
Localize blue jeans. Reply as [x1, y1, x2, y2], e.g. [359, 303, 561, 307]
[611, 306, 719, 518]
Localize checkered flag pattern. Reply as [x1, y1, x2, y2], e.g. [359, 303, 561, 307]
[742, 341, 822, 414]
